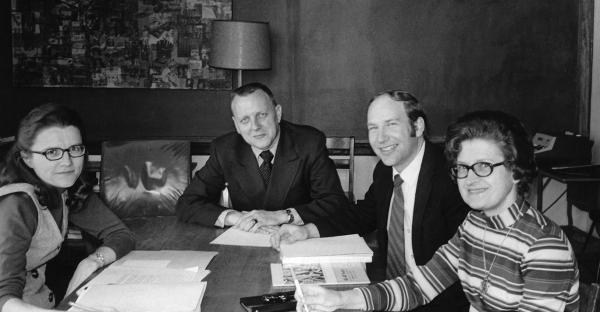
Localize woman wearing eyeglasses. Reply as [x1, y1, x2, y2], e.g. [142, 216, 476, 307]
[0, 104, 134, 312]
[295, 111, 579, 312]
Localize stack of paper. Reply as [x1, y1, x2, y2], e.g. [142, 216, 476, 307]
[70, 250, 217, 312]
[279, 234, 373, 264]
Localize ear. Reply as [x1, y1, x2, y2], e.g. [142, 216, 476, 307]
[231, 116, 241, 134]
[414, 117, 425, 138]
[275, 105, 282, 123]
[20, 151, 34, 169]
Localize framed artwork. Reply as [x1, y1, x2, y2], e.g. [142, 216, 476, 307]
[100, 140, 190, 218]
[11, 0, 233, 89]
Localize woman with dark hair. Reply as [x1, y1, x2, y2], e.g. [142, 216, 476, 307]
[294, 111, 579, 312]
[0, 104, 134, 311]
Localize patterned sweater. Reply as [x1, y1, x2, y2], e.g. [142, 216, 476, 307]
[357, 201, 579, 312]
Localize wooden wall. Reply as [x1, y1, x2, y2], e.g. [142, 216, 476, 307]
[1, 0, 588, 142]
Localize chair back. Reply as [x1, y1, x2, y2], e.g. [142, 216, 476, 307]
[326, 137, 355, 203]
[100, 140, 191, 218]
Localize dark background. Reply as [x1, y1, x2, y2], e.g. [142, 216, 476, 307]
[1, 0, 584, 142]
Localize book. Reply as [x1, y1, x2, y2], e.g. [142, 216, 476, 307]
[279, 234, 373, 264]
[270, 263, 370, 287]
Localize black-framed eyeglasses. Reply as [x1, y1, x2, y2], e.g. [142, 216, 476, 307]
[450, 161, 506, 179]
[29, 144, 86, 161]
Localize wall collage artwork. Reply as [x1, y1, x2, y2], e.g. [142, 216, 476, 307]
[10, 0, 233, 89]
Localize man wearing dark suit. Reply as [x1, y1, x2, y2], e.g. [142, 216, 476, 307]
[176, 82, 348, 232]
[272, 91, 469, 312]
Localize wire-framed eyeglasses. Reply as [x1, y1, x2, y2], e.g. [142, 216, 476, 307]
[450, 161, 506, 179]
[29, 144, 86, 161]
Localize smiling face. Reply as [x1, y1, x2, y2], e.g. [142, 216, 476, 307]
[21, 126, 84, 189]
[367, 94, 424, 172]
[456, 138, 518, 216]
[231, 89, 282, 151]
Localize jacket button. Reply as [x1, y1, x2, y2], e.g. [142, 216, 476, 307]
[48, 292, 54, 302]
[31, 269, 39, 278]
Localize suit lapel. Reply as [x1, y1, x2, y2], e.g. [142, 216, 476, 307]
[263, 124, 299, 210]
[233, 141, 266, 208]
[412, 142, 435, 246]
[376, 164, 394, 229]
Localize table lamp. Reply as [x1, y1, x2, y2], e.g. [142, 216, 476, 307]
[209, 20, 271, 87]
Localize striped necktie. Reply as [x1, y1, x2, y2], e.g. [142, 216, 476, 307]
[258, 150, 274, 186]
[386, 174, 406, 279]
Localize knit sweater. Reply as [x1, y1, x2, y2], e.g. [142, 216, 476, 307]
[357, 201, 579, 312]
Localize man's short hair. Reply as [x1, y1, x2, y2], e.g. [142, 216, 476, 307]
[370, 90, 429, 138]
[231, 82, 277, 106]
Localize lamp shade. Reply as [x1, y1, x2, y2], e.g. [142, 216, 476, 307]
[209, 20, 271, 70]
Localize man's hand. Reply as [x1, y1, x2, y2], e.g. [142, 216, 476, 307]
[236, 210, 288, 232]
[270, 224, 320, 250]
[294, 285, 364, 312]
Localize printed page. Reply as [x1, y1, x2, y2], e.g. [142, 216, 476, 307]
[270, 263, 369, 287]
[210, 227, 271, 247]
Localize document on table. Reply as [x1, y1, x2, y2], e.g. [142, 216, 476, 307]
[210, 227, 271, 247]
[114, 250, 218, 270]
[270, 262, 370, 287]
[68, 282, 206, 312]
[280, 234, 373, 264]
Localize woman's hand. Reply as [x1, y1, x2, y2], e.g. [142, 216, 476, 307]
[295, 285, 365, 312]
[65, 257, 101, 296]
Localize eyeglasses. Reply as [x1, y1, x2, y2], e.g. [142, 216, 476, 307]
[450, 161, 506, 179]
[29, 144, 86, 161]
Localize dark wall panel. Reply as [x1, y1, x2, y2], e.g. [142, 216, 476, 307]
[2, 0, 581, 142]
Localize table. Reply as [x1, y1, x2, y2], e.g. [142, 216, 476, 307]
[536, 165, 600, 227]
[58, 216, 285, 311]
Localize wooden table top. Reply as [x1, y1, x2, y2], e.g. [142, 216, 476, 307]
[58, 216, 291, 311]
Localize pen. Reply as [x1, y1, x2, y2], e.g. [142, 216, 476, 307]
[68, 301, 103, 312]
[290, 269, 309, 312]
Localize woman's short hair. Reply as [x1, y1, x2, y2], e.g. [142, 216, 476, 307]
[0, 103, 90, 208]
[444, 110, 537, 196]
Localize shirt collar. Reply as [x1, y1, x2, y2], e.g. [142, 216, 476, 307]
[251, 130, 280, 163]
[478, 200, 529, 230]
[392, 142, 426, 185]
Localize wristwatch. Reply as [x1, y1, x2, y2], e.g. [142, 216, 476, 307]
[285, 208, 294, 224]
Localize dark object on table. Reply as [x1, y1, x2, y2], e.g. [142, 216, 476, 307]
[240, 291, 296, 312]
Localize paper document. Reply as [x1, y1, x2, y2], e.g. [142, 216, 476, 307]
[280, 234, 373, 264]
[80, 266, 209, 289]
[270, 263, 369, 287]
[114, 250, 218, 270]
[69, 282, 206, 312]
[210, 227, 271, 247]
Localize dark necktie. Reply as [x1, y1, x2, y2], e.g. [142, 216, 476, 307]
[258, 150, 274, 186]
[387, 174, 406, 279]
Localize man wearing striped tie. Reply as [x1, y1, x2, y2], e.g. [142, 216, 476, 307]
[272, 90, 470, 312]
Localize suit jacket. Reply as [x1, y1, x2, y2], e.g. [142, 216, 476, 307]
[325, 141, 469, 312]
[176, 120, 348, 227]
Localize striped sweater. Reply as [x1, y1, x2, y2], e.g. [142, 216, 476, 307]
[357, 201, 579, 312]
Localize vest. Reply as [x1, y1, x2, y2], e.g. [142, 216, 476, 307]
[0, 183, 68, 308]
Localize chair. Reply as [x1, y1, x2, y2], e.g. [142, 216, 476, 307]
[565, 165, 600, 253]
[326, 137, 355, 203]
[100, 140, 191, 219]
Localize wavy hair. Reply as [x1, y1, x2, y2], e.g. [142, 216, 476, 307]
[444, 110, 537, 197]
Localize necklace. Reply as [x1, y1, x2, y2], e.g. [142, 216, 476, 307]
[479, 202, 524, 299]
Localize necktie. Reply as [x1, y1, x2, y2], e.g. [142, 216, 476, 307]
[258, 150, 274, 186]
[387, 174, 406, 279]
